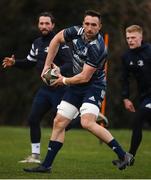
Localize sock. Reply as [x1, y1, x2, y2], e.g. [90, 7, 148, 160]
[108, 139, 126, 159]
[42, 140, 63, 168]
[31, 143, 40, 154]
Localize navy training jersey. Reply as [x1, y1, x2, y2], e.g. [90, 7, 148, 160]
[63, 26, 107, 82]
[15, 32, 73, 77]
[121, 43, 151, 100]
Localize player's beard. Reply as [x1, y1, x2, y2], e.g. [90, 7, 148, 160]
[41, 29, 50, 36]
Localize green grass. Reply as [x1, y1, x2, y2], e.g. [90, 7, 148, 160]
[0, 126, 151, 179]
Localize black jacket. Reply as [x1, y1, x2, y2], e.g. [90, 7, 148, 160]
[15, 32, 73, 77]
[121, 43, 151, 100]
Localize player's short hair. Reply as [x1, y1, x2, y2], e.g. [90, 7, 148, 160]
[38, 12, 55, 24]
[126, 25, 143, 34]
[84, 10, 101, 22]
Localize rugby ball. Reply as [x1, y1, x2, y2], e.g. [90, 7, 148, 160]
[43, 68, 58, 86]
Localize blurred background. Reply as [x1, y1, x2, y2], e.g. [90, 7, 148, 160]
[0, 0, 151, 128]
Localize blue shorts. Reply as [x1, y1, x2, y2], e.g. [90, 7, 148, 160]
[62, 81, 106, 110]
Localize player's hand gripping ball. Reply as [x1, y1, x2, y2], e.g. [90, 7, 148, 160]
[43, 68, 58, 86]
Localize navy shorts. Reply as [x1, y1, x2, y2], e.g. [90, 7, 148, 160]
[62, 81, 106, 110]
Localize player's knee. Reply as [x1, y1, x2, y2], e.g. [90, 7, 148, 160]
[80, 103, 99, 129]
[53, 115, 68, 130]
[80, 115, 95, 130]
[53, 116, 63, 128]
[81, 118, 90, 129]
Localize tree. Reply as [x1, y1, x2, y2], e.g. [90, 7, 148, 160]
[0, 0, 151, 127]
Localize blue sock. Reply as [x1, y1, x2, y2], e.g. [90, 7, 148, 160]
[42, 140, 63, 168]
[108, 139, 126, 159]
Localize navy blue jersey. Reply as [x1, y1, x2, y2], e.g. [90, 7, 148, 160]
[63, 26, 107, 83]
[15, 32, 73, 77]
[121, 43, 151, 100]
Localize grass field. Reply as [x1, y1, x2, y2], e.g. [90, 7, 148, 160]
[0, 126, 151, 179]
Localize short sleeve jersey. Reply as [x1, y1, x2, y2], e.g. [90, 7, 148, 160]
[63, 26, 107, 81]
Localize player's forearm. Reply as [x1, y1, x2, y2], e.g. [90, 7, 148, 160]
[45, 40, 60, 68]
[63, 73, 91, 85]
[63, 64, 96, 85]
[121, 83, 130, 99]
[15, 58, 36, 69]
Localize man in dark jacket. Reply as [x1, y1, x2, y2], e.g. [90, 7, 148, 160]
[2, 12, 74, 163]
[113, 25, 151, 167]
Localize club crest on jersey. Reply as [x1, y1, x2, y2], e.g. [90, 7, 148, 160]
[44, 47, 49, 53]
[137, 60, 144, 67]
